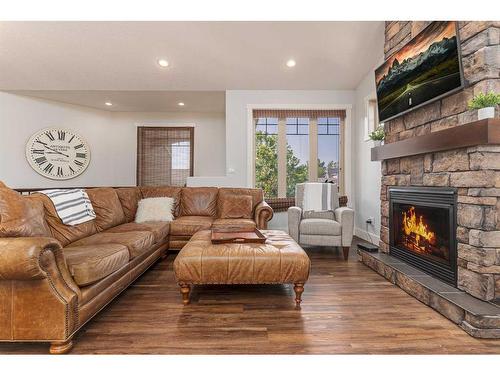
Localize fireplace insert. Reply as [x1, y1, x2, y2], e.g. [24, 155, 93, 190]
[389, 187, 457, 286]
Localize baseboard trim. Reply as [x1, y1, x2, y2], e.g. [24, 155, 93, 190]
[354, 227, 379, 246]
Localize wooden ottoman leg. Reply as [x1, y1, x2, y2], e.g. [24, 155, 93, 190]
[294, 283, 304, 307]
[179, 283, 191, 305]
[49, 339, 73, 354]
[342, 246, 350, 261]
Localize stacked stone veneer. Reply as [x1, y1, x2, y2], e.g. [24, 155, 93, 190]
[380, 21, 500, 301]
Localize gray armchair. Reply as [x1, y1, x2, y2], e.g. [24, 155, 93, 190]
[288, 183, 354, 260]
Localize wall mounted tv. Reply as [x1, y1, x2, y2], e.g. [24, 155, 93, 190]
[375, 21, 464, 123]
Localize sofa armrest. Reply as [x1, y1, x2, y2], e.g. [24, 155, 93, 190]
[255, 201, 274, 229]
[287, 206, 302, 243]
[0, 237, 62, 280]
[334, 206, 354, 247]
[0, 237, 81, 341]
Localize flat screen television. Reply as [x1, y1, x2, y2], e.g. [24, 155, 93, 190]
[375, 21, 464, 123]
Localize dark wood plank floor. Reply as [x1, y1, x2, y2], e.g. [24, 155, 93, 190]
[2, 237, 500, 354]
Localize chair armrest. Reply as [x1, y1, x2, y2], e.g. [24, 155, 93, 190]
[0, 237, 62, 280]
[255, 201, 274, 229]
[334, 206, 354, 247]
[287, 206, 302, 243]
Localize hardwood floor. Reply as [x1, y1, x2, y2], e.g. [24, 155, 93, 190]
[2, 237, 500, 354]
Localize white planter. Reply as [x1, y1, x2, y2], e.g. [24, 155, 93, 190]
[478, 107, 495, 120]
[373, 140, 383, 147]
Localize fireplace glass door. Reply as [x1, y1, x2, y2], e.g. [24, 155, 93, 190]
[393, 203, 450, 266]
[389, 187, 457, 286]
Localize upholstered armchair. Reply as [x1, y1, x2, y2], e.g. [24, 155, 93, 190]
[288, 183, 354, 260]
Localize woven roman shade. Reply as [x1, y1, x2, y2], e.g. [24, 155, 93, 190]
[137, 127, 194, 186]
[252, 109, 346, 119]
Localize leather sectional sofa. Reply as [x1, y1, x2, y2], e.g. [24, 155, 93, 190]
[0, 183, 273, 353]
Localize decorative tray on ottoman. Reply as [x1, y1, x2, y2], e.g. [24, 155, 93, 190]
[211, 228, 267, 244]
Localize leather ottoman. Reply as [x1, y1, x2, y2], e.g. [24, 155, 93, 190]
[173, 229, 311, 306]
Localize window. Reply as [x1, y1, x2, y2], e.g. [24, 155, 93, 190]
[286, 117, 309, 197]
[137, 126, 194, 186]
[317, 117, 340, 186]
[253, 109, 346, 198]
[255, 118, 278, 197]
[364, 97, 379, 141]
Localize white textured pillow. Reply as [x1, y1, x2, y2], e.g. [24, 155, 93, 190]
[135, 197, 174, 223]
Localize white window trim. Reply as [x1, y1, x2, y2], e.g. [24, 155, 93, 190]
[363, 93, 378, 142]
[247, 104, 353, 199]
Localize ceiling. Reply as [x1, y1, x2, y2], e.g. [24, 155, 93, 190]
[7, 90, 226, 112]
[0, 21, 384, 91]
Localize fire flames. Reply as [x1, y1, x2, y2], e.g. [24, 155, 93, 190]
[402, 206, 436, 248]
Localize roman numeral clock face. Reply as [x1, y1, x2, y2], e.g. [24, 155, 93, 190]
[26, 128, 91, 180]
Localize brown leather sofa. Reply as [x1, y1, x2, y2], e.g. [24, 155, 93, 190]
[0, 183, 273, 353]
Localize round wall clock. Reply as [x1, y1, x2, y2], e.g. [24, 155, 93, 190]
[26, 128, 91, 180]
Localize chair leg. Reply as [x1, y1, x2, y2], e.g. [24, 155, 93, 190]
[49, 339, 73, 354]
[179, 283, 191, 305]
[342, 246, 350, 261]
[294, 283, 304, 307]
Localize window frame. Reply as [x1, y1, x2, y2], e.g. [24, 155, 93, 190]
[253, 114, 345, 198]
[364, 94, 379, 141]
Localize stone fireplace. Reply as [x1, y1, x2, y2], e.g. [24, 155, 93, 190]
[378, 21, 500, 302]
[359, 21, 500, 338]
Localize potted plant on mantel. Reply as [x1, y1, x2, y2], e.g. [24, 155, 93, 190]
[468, 91, 500, 120]
[369, 125, 385, 147]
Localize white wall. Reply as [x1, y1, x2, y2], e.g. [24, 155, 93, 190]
[0, 92, 225, 188]
[353, 71, 382, 245]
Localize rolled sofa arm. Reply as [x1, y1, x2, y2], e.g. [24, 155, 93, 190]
[255, 201, 274, 229]
[287, 206, 302, 243]
[0, 236, 80, 342]
[334, 206, 354, 247]
[0, 237, 62, 280]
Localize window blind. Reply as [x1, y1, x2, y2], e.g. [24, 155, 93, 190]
[137, 127, 194, 186]
[252, 109, 346, 119]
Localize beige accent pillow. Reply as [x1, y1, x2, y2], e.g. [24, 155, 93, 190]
[135, 197, 174, 223]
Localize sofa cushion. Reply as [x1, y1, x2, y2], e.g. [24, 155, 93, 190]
[300, 218, 341, 236]
[116, 187, 142, 222]
[140, 186, 182, 217]
[170, 216, 214, 236]
[218, 188, 263, 215]
[0, 188, 52, 237]
[106, 222, 170, 243]
[303, 211, 335, 220]
[211, 218, 256, 231]
[70, 231, 155, 259]
[86, 188, 126, 231]
[180, 187, 218, 217]
[219, 194, 253, 219]
[135, 197, 174, 223]
[63, 244, 129, 286]
[31, 193, 98, 246]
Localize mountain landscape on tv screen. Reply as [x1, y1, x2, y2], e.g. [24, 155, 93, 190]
[376, 24, 462, 122]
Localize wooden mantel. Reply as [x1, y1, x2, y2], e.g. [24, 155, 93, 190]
[371, 118, 500, 161]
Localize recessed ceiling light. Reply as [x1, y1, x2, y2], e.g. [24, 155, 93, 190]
[178, 102, 185, 107]
[286, 59, 296, 68]
[158, 59, 169, 67]
[105, 102, 113, 106]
